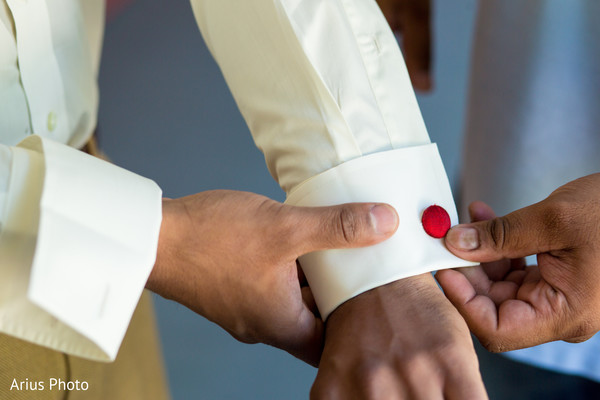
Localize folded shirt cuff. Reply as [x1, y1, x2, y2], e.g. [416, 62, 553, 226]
[285, 143, 477, 320]
[0, 136, 162, 361]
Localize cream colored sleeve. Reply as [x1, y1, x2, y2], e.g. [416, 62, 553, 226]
[0, 136, 162, 361]
[192, 0, 476, 320]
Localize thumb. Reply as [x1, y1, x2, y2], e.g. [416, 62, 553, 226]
[291, 202, 399, 254]
[445, 201, 563, 262]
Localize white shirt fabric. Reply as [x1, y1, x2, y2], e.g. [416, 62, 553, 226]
[0, 0, 472, 361]
[0, 0, 162, 362]
[463, 0, 600, 382]
[192, 0, 475, 319]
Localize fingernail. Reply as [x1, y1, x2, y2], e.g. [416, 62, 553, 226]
[370, 204, 399, 235]
[446, 226, 479, 250]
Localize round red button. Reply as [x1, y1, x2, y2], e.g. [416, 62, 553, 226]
[422, 205, 451, 238]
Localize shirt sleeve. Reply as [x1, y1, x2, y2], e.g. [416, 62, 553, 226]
[0, 136, 162, 361]
[191, 0, 476, 320]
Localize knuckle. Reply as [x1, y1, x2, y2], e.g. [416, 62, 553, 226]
[482, 341, 501, 353]
[540, 200, 577, 246]
[352, 357, 399, 393]
[354, 358, 384, 381]
[488, 215, 531, 254]
[567, 319, 596, 342]
[487, 217, 509, 251]
[435, 342, 472, 365]
[228, 323, 258, 345]
[565, 335, 594, 344]
[336, 206, 361, 245]
[398, 353, 427, 375]
[542, 200, 572, 231]
[425, 343, 481, 383]
[479, 337, 508, 353]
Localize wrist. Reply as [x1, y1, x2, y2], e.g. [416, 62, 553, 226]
[146, 198, 181, 295]
[325, 273, 444, 336]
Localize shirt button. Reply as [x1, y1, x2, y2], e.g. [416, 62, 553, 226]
[47, 111, 57, 132]
[422, 205, 451, 238]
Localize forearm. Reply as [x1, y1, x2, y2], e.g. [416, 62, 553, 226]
[192, 0, 475, 321]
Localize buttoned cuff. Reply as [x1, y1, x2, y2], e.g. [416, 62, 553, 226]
[286, 143, 477, 320]
[0, 136, 161, 361]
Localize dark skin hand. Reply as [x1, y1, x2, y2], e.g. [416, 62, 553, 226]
[311, 273, 488, 400]
[377, 0, 432, 91]
[147, 190, 398, 366]
[148, 192, 489, 399]
[438, 174, 600, 352]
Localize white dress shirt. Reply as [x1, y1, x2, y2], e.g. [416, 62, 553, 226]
[192, 0, 475, 319]
[0, 0, 162, 362]
[0, 0, 472, 361]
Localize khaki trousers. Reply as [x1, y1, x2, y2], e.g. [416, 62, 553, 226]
[0, 291, 170, 400]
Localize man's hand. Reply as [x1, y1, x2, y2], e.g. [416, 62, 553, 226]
[146, 190, 398, 366]
[311, 273, 488, 400]
[437, 173, 600, 352]
[377, 0, 432, 91]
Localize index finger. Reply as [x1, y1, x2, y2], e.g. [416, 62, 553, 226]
[439, 267, 568, 352]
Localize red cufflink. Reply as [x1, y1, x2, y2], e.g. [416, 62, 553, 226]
[422, 205, 451, 238]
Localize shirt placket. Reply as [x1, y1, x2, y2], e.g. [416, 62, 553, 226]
[6, 0, 69, 142]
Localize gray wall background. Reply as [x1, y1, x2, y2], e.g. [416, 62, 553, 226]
[98, 0, 476, 398]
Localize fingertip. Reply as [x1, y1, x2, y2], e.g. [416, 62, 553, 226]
[434, 268, 453, 285]
[468, 201, 496, 222]
[445, 225, 480, 252]
[436, 268, 476, 306]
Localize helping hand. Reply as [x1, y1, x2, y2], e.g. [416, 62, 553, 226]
[438, 174, 600, 352]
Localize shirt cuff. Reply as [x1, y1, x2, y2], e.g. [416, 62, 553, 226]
[0, 135, 162, 361]
[285, 143, 477, 320]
